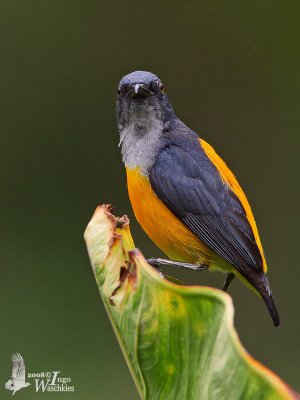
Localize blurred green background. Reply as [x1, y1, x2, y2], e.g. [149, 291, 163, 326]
[0, 1, 299, 399]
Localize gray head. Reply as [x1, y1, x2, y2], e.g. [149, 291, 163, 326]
[116, 71, 175, 131]
[116, 71, 177, 173]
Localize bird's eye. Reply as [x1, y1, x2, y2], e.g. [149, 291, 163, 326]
[158, 81, 164, 92]
[116, 87, 121, 96]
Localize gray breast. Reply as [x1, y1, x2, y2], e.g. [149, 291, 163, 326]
[119, 117, 168, 175]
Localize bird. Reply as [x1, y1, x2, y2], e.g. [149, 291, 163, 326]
[116, 70, 280, 327]
[5, 353, 31, 395]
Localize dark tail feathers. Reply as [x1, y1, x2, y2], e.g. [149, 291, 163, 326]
[260, 275, 280, 327]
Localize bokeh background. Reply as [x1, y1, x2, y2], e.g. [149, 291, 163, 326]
[0, 1, 299, 399]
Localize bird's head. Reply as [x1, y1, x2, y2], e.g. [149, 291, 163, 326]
[116, 71, 175, 131]
[5, 379, 14, 390]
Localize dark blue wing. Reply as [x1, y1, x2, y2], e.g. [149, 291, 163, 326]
[149, 135, 264, 276]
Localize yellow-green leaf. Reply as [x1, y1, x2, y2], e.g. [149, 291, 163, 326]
[84, 205, 298, 400]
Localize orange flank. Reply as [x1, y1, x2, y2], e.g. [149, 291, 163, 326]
[126, 167, 213, 266]
[200, 139, 267, 272]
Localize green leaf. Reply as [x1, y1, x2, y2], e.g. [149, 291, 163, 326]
[84, 205, 298, 400]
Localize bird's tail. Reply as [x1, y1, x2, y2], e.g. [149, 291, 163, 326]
[259, 275, 280, 327]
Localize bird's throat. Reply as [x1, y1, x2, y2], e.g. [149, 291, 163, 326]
[119, 118, 165, 174]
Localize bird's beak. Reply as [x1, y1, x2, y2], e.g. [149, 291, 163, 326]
[127, 83, 151, 98]
[134, 84, 140, 94]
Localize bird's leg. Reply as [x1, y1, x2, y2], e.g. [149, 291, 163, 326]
[146, 258, 208, 271]
[222, 273, 235, 291]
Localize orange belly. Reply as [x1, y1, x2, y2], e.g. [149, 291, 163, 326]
[126, 167, 213, 265]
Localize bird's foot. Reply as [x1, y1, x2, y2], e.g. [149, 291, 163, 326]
[146, 258, 208, 271]
[151, 264, 164, 278]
